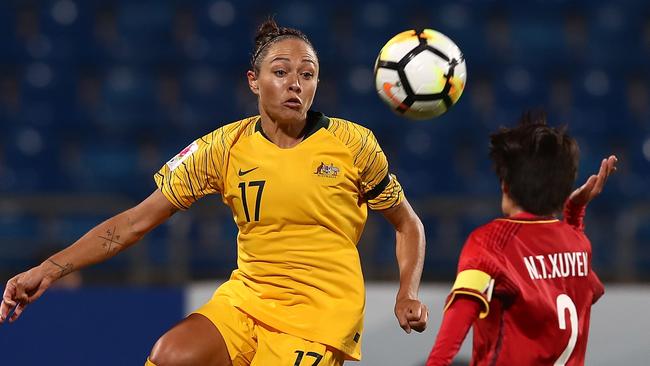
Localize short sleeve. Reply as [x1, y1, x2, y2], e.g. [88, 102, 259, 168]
[356, 130, 404, 210]
[154, 132, 224, 209]
[444, 229, 510, 319]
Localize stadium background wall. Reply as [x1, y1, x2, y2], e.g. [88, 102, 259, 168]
[1, 283, 647, 365]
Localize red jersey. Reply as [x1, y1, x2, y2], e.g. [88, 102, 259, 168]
[446, 209, 604, 366]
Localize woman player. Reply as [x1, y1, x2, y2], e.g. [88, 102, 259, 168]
[1, 18, 428, 366]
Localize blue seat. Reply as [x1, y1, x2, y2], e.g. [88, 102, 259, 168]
[190, 216, 239, 274]
[0, 214, 39, 240]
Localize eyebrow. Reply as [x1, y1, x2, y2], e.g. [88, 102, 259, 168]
[271, 57, 291, 63]
[270, 57, 317, 65]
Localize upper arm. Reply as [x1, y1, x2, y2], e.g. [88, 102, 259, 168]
[350, 126, 403, 210]
[379, 197, 422, 232]
[154, 132, 225, 209]
[446, 229, 509, 318]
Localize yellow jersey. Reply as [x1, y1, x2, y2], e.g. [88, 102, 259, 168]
[154, 111, 404, 360]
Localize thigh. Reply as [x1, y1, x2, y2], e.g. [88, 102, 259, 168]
[149, 313, 232, 366]
[194, 293, 257, 366]
[252, 325, 345, 366]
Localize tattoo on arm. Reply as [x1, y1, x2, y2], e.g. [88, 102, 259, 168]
[47, 259, 74, 279]
[98, 226, 125, 254]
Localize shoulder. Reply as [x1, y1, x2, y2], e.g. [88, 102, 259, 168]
[325, 116, 378, 144]
[465, 219, 520, 251]
[458, 219, 523, 281]
[203, 116, 258, 145]
[324, 116, 385, 164]
[327, 116, 372, 133]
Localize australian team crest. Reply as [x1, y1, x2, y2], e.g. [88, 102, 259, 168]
[314, 162, 340, 178]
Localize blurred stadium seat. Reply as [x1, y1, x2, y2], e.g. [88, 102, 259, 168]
[0, 0, 649, 282]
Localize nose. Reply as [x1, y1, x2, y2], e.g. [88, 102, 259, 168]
[288, 73, 302, 93]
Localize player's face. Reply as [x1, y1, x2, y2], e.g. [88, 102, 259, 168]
[248, 38, 319, 124]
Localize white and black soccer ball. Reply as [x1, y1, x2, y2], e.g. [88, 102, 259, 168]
[374, 29, 466, 120]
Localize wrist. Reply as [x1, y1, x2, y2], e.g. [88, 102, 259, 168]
[566, 199, 587, 213]
[40, 258, 73, 281]
[397, 288, 418, 301]
[35, 261, 56, 282]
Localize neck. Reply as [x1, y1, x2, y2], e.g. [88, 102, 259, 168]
[259, 112, 307, 149]
[502, 191, 524, 217]
[505, 206, 525, 217]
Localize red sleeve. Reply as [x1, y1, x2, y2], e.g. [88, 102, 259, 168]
[457, 226, 504, 278]
[589, 270, 605, 303]
[563, 199, 586, 231]
[426, 296, 482, 366]
[454, 225, 519, 299]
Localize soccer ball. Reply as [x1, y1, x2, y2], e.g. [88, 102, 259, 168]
[374, 29, 466, 120]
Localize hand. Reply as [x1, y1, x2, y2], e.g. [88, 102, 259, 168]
[569, 155, 618, 207]
[394, 297, 429, 334]
[1, 265, 54, 324]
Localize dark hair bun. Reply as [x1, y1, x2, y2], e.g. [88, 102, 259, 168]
[254, 18, 281, 52]
[250, 17, 315, 71]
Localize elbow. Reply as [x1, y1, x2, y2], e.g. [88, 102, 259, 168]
[415, 216, 425, 237]
[129, 222, 150, 241]
[410, 215, 425, 243]
[124, 210, 152, 241]
[413, 216, 426, 254]
[399, 215, 426, 251]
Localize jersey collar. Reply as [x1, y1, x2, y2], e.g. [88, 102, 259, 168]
[500, 211, 559, 223]
[255, 110, 330, 142]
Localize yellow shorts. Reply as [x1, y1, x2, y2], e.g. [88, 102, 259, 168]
[195, 293, 345, 366]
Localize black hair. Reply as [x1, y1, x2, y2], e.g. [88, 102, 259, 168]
[250, 17, 316, 74]
[489, 110, 580, 215]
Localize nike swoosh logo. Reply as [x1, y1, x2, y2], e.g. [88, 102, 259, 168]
[238, 167, 259, 176]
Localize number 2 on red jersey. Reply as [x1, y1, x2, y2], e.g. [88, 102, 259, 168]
[554, 294, 578, 366]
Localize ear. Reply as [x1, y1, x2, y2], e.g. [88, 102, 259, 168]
[501, 181, 509, 194]
[247, 70, 259, 95]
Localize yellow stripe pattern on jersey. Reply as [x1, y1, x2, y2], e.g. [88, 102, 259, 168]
[154, 112, 403, 360]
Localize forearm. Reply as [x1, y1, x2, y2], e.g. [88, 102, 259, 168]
[426, 296, 481, 366]
[395, 218, 425, 299]
[40, 209, 151, 281]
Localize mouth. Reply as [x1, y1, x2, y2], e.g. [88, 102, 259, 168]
[283, 97, 302, 110]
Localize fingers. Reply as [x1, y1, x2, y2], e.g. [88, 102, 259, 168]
[1, 279, 18, 323]
[591, 159, 608, 195]
[408, 304, 429, 333]
[9, 302, 26, 323]
[569, 155, 618, 207]
[13, 280, 30, 305]
[593, 155, 618, 196]
[582, 175, 598, 193]
[396, 301, 429, 334]
[1, 273, 41, 324]
[600, 155, 618, 180]
[605, 155, 618, 176]
[397, 309, 411, 334]
[0, 302, 9, 324]
[405, 304, 422, 321]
